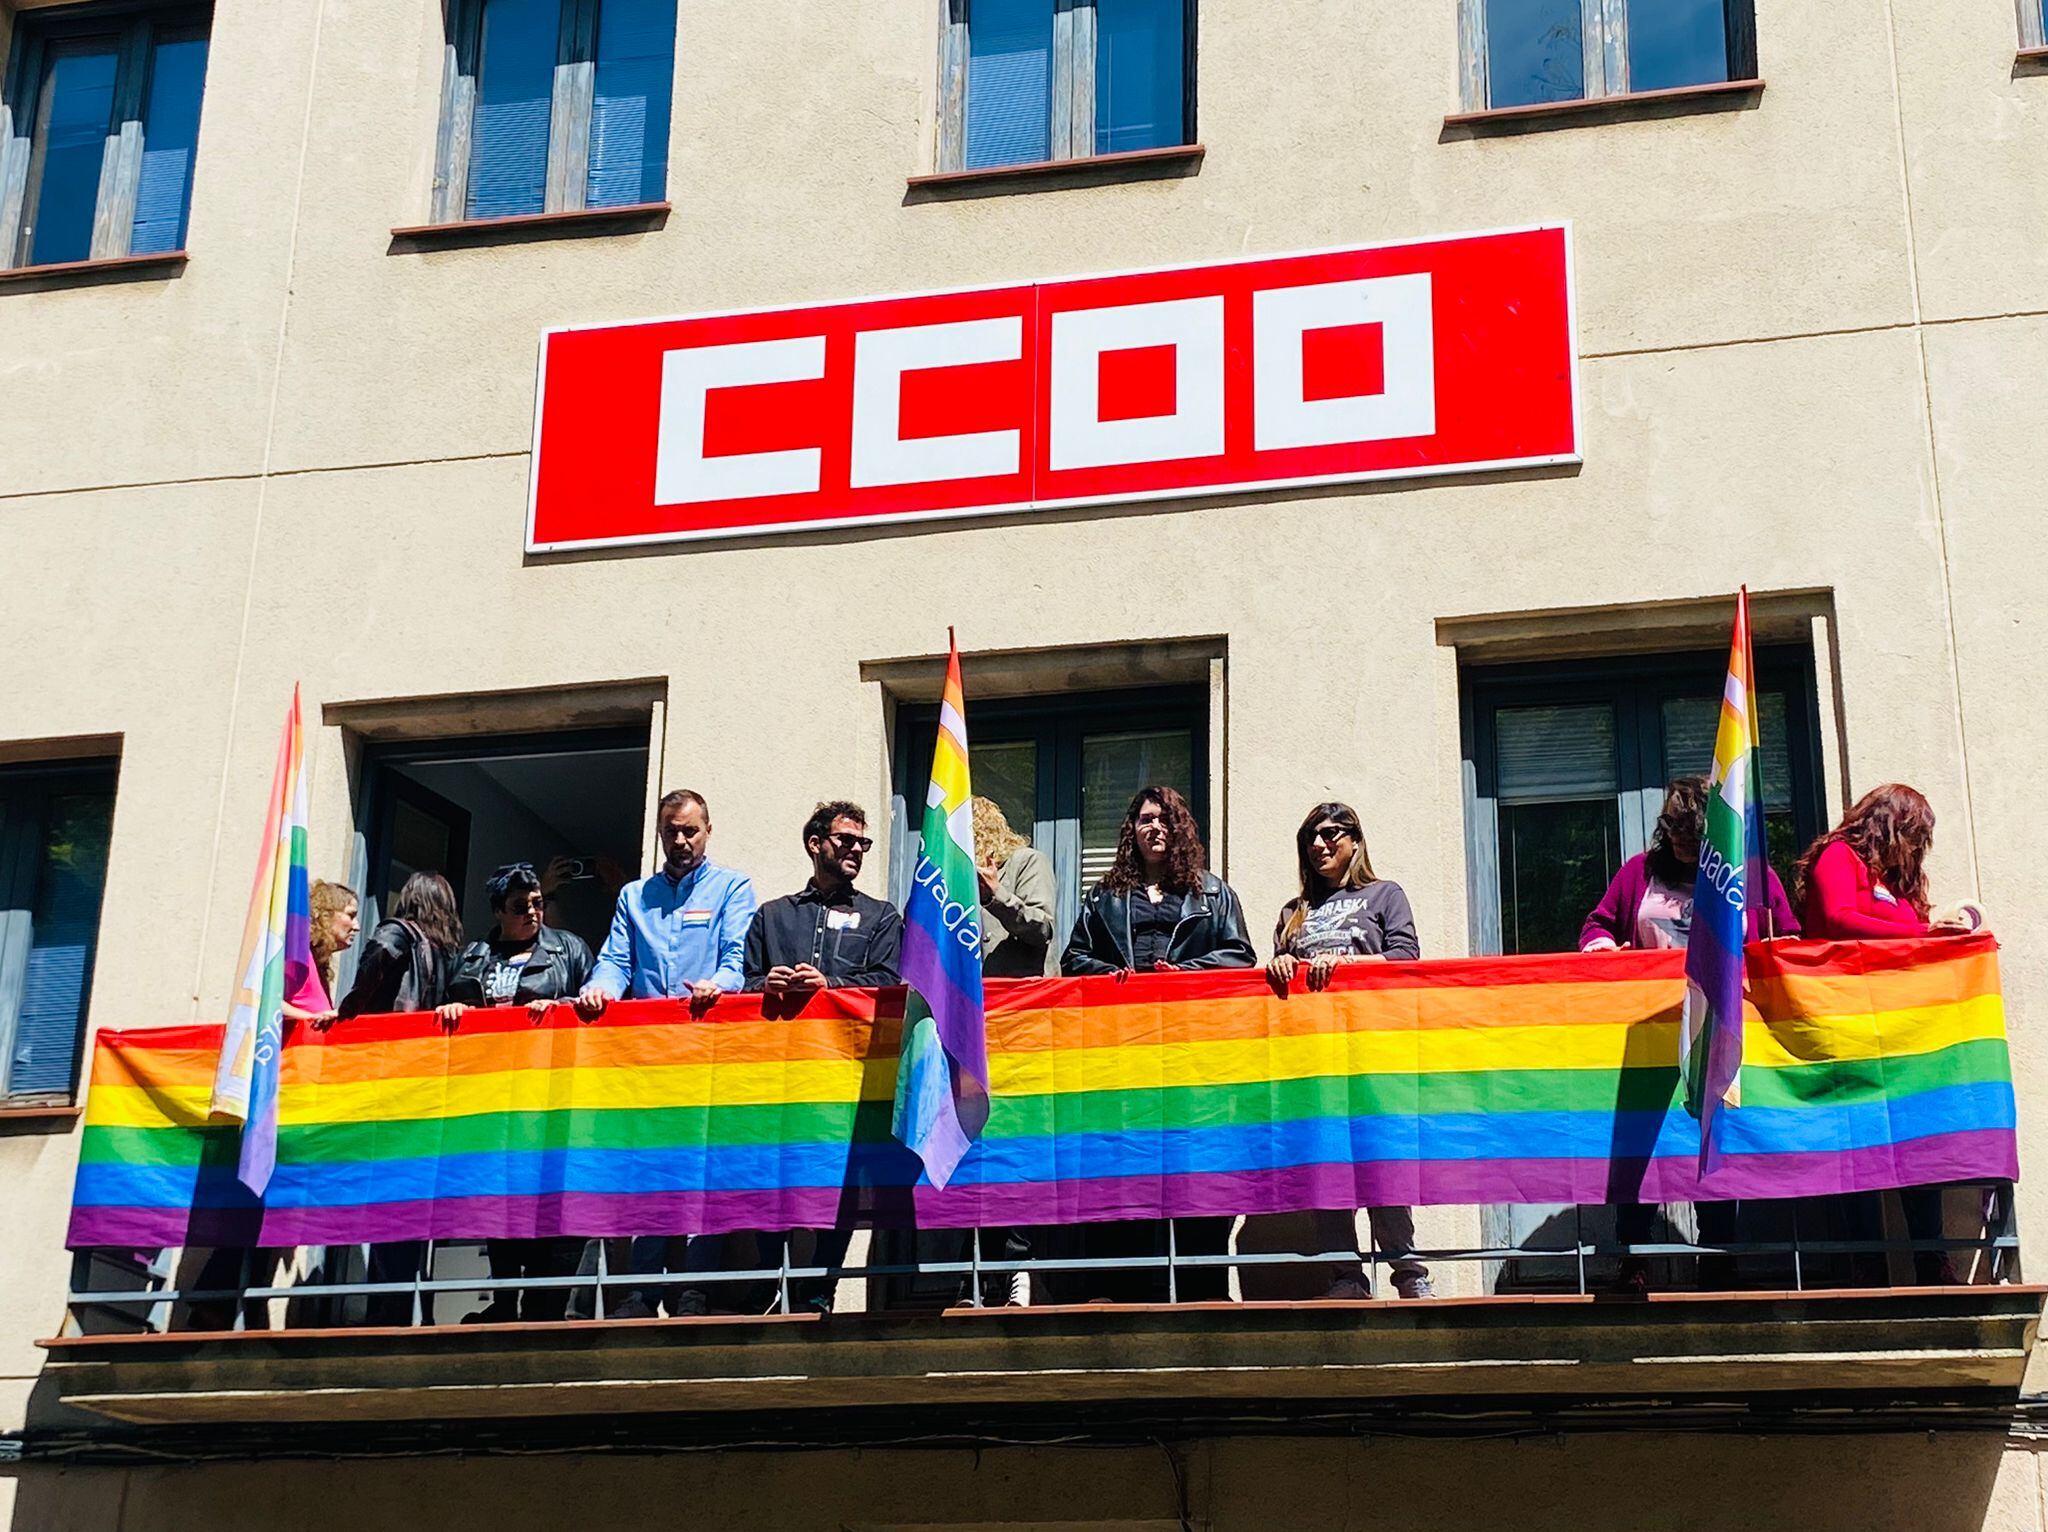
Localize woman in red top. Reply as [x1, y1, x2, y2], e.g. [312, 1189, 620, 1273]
[1793, 783, 1972, 1283]
[1793, 783, 1948, 940]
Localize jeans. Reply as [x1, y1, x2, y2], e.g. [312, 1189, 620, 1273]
[1312, 1207, 1427, 1289]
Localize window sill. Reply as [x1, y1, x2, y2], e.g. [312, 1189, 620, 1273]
[0, 1101, 81, 1123]
[907, 143, 1204, 198]
[389, 201, 671, 251]
[0, 250, 188, 289]
[2018, 47, 2048, 71]
[1443, 78, 1765, 136]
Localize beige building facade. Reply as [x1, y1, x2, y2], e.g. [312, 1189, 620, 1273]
[3, 0, 2048, 1524]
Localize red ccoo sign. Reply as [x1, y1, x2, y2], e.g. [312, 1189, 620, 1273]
[527, 224, 1579, 551]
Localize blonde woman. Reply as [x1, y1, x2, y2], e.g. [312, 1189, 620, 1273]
[1268, 802, 1431, 1300]
[973, 797, 1057, 979]
[306, 879, 360, 1004]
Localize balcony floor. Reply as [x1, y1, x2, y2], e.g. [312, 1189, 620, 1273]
[35, 1286, 2046, 1436]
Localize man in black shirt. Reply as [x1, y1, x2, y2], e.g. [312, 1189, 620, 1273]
[695, 802, 901, 1314]
[744, 800, 902, 995]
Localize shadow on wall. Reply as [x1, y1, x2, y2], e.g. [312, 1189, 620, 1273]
[2, 1421, 2034, 1532]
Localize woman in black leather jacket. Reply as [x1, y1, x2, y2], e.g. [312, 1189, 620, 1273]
[1059, 786, 1255, 1302]
[436, 862, 594, 1324]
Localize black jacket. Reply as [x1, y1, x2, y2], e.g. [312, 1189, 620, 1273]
[446, 924, 594, 1007]
[339, 919, 453, 1017]
[1060, 873, 1258, 975]
[744, 884, 903, 989]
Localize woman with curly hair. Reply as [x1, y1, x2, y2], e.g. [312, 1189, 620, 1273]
[1061, 785, 1255, 976]
[1060, 786, 1254, 1302]
[1794, 783, 1959, 940]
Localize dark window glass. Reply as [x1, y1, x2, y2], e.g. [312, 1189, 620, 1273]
[1484, 0, 1584, 107]
[586, 0, 675, 208]
[965, 0, 1053, 169]
[1628, 0, 1729, 92]
[466, 0, 559, 220]
[2, 773, 116, 1099]
[130, 33, 209, 254]
[1095, 0, 1184, 154]
[25, 43, 119, 267]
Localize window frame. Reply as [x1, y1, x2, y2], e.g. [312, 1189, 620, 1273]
[0, 1, 211, 271]
[889, 685, 1210, 947]
[0, 757, 119, 1107]
[432, 0, 675, 225]
[1459, 645, 1824, 959]
[1456, 0, 1758, 113]
[934, 0, 1197, 175]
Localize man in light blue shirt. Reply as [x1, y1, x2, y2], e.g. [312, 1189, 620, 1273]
[575, 789, 756, 1015]
[573, 788, 755, 1318]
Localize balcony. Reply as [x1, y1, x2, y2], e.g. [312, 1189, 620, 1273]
[35, 936, 2041, 1449]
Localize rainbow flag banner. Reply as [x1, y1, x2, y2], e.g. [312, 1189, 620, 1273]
[207, 685, 321, 1196]
[68, 936, 2016, 1251]
[894, 632, 990, 1188]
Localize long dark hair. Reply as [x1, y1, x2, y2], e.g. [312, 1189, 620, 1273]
[1276, 802, 1377, 948]
[1101, 785, 1207, 896]
[1645, 775, 1709, 887]
[1793, 783, 1935, 919]
[390, 871, 464, 954]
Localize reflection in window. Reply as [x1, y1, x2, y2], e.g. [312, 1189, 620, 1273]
[467, 0, 557, 220]
[1096, 0, 1185, 154]
[588, 0, 676, 208]
[966, 0, 1054, 169]
[1628, 0, 1729, 92]
[1, 766, 117, 1102]
[438, 0, 676, 223]
[1483, 0, 1583, 108]
[4, 9, 213, 270]
[951, 0, 1192, 172]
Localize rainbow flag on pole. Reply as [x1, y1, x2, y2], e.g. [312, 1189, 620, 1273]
[1683, 589, 1771, 1171]
[208, 685, 321, 1196]
[893, 632, 991, 1189]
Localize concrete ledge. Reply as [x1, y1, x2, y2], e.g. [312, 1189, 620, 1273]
[38, 1288, 2044, 1430]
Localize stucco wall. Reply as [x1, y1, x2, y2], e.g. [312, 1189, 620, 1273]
[1, 0, 2044, 1467]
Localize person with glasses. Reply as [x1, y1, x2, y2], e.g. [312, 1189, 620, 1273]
[1060, 785, 1256, 1302]
[436, 861, 596, 1324]
[706, 800, 904, 1314]
[1266, 802, 1433, 1300]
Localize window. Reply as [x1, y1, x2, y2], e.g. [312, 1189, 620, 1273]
[1461, 647, 1824, 959]
[0, 761, 117, 1104]
[938, 0, 1195, 173]
[891, 688, 1209, 944]
[1462, 0, 1756, 111]
[2025, 0, 2047, 51]
[0, 6, 210, 270]
[434, 0, 676, 224]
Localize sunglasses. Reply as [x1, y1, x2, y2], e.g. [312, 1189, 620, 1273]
[1308, 824, 1355, 845]
[826, 833, 874, 854]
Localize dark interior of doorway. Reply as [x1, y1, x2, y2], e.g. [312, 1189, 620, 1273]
[358, 726, 649, 959]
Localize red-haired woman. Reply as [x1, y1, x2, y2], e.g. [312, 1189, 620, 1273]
[1793, 783, 1962, 941]
[1795, 785, 1975, 1283]
[1061, 786, 1256, 1301]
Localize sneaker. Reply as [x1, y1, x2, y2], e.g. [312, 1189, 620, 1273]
[1393, 1272, 1435, 1300]
[1005, 1271, 1032, 1308]
[1321, 1277, 1372, 1301]
[672, 1289, 709, 1317]
[609, 1295, 658, 1321]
